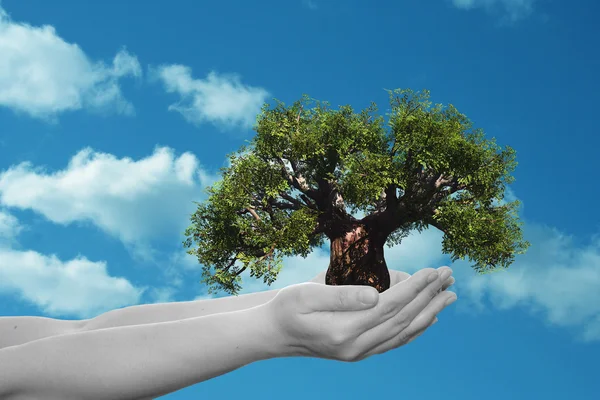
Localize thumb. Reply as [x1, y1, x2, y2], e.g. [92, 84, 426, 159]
[302, 283, 380, 312]
[390, 270, 411, 286]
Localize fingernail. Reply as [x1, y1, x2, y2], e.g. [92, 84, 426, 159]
[445, 293, 457, 306]
[359, 289, 378, 305]
[440, 268, 452, 282]
[427, 272, 439, 283]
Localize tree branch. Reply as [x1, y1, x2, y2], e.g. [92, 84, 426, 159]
[434, 173, 453, 189]
[278, 192, 312, 210]
[246, 207, 261, 223]
[299, 193, 318, 210]
[263, 200, 284, 231]
[275, 157, 321, 204]
[224, 253, 240, 272]
[258, 242, 277, 263]
[233, 266, 247, 277]
[275, 157, 304, 190]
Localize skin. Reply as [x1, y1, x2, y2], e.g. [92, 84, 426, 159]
[268, 267, 456, 361]
[0, 268, 454, 350]
[0, 267, 456, 400]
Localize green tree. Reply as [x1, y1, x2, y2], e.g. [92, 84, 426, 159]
[183, 89, 530, 295]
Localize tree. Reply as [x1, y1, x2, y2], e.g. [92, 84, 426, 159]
[183, 89, 530, 295]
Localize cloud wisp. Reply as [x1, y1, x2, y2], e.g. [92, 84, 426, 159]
[450, 0, 537, 22]
[153, 65, 270, 130]
[302, 0, 318, 10]
[0, 6, 141, 120]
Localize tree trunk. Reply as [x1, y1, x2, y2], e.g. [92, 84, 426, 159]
[325, 225, 391, 293]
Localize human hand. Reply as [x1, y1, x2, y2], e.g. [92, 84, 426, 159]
[266, 267, 457, 362]
[308, 266, 455, 344]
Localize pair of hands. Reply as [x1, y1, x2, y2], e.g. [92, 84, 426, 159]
[265, 267, 456, 362]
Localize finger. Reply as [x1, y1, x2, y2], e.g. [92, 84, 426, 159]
[389, 270, 411, 287]
[364, 292, 456, 357]
[442, 276, 455, 291]
[391, 269, 454, 290]
[437, 275, 455, 295]
[382, 267, 452, 321]
[298, 282, 380, 313]
[356, 314, 437, 361]
[395, 291, 455, 345]
[348, 268, 438, 333]
[380, 267, 440, 313]
[393, 272, 453, 332]
[352, 271, 453, 353]
[405, 316, 437, 345]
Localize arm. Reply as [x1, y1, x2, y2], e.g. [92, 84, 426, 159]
[81, 288, 280, 332]
[0, 269, 326, 349]
[1, 270, 452, 349]
[0, 288, 280, 350]
[0, 268, 456, 400]
[0, 316, 87, 350]
[0, 304, 288, 400]
[81, 270, 417, 332]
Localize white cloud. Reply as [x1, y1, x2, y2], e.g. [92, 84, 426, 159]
[0, 210, 144, 318]
[0, 6, 141, 120]
[0, 146, 220, 260]
[169, 248, 204, 271]
[0, 209, 22, 246]
[450, 0, 536, 21]
[147, 286, 177, 304]
[303, 0, 318, 10]
[154, 64, 270, 129]
[454, 225, 600, 342]
[0, 249, 145, 319]
[0, 147, 226, 318]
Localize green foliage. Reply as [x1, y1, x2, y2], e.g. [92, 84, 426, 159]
[432, 196, 529, 272]
[183, 88, 529, 295]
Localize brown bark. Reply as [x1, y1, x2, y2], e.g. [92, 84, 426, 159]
[325, 224, 391, 293]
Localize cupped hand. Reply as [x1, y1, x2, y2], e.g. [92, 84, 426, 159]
[266, 267, 457, 362]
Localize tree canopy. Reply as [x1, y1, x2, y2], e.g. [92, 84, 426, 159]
[183, 88, 530, 295]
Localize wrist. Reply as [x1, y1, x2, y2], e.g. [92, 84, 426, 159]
[251, 303, 304, 359]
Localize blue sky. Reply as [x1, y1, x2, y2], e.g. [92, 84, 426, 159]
[0, 0, 599, 398]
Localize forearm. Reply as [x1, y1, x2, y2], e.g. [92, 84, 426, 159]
[0, 290, 281, 350]
[0, 305, 290, 400]
[0, 316, 86, 350]
[82, 288, 280, 332]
